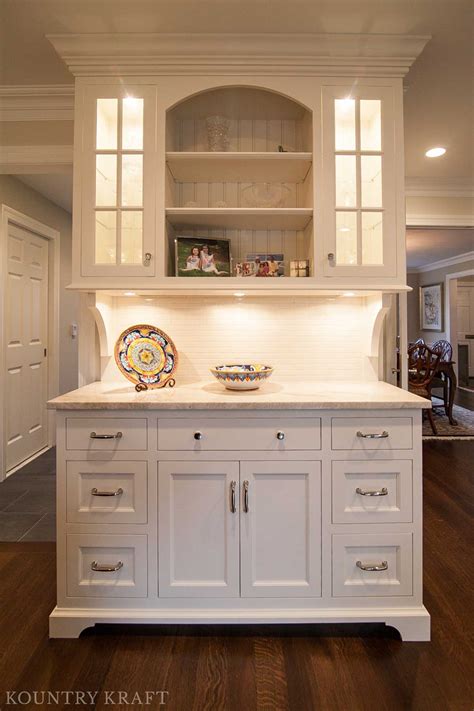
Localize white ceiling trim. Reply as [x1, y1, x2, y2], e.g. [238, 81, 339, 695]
[406, 215, 474, 228]
[0, 85, 74, 122]
[47, 32, 430, 77]
[405, 177, 474, 199]
[0, 145, 73, 174]
[408, 251, 474, 274]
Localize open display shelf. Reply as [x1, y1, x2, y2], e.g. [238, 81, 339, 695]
[165, 87, 314, 278]
[166, 152, 313, 183]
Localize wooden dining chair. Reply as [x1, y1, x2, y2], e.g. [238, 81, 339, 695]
[408, 344, 441, 435]
[429, 339, 453, 415]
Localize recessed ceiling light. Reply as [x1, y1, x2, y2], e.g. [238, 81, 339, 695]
[425, 147, 446, 158]
[234, 292, 246, 298]
[124, 291, 136, 296]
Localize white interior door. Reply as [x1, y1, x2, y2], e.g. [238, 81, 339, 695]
[240, 461, 321, 597]
[457, 285, 474, 377]
[5, 223, 49, 472]
[158, 461, 240, 597]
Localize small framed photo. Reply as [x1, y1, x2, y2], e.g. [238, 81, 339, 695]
[236, 253, 285, 277]
[420, 283, 444, 331]
[175, 236, 231, 277]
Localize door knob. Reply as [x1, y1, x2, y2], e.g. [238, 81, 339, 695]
[276, 431, 285, 440]
[194, 431, 203, 440]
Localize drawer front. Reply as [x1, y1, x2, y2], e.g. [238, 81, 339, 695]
[158, 418, 321, 451]
[332, 460, 413, 524]
[66, 418, 147, 451]
[332, 533, 413, 597]
[331, 417, 413, 451]
[66, 534, 147, 598]
[66, 461, 147, 524]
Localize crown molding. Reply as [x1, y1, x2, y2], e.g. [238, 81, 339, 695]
[47, 32, 430, 77]
[408, 251, 474, 274]
[405, 177, 474, 199]
[0, 85, 74, 122]
[0, 145, 73, 174]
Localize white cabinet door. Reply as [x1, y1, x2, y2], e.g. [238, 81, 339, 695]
[240, 461, 321, 597]
[79, 84, 157, 278]
[158, 461, 240, 597]
[321, 85, 398, 279]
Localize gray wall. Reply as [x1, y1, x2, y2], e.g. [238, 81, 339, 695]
[407, 257, 474, 343]
[0, 175, 79, 394]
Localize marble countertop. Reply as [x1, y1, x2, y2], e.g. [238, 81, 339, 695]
[48, 380, 429, 410]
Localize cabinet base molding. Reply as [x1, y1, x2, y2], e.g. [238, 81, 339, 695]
[49, 605, 430, 641]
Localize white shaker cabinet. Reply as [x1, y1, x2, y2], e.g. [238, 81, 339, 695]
[49, 405, 430, 641]
[240, 461, 321, 598]
[158, 461, 240, 598]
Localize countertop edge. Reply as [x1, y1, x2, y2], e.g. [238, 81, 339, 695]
[48, 400, 430, 411]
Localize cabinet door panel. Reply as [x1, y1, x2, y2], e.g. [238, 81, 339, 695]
[240, 461, 321, 597]
[158, 461, 239, 597]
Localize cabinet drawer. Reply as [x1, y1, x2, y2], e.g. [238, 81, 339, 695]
[332, 533, 413, 597]
[331, 417, 413, 451]
[66, 461, 147, 524]
[66, 418, 147, 451]
[157, 417, 321, 451]
[66, 534, 147, 598]
[332, 460, 412, 524]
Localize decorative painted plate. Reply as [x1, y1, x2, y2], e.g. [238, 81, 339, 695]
[114, 325, 178, 391]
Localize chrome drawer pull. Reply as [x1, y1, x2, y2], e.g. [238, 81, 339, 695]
[243, 480, 249, 513]
[91, 561, 123, 573]
[91, 487, 124, 497]
[194, 431, 203, 441]
[356, 431, 389, 439]
[356, 560, 388, 572]
[276, 431, 285, 441]
[230, 481, 236, 513]
[356, 487, 388, 497]
[90, 431, 123, 440]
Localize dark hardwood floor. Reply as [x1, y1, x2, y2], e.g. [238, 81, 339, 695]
[0, 441, 472, 710]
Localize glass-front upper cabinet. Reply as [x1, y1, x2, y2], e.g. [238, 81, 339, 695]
[321, 86, 397, 279]
[79, 85, 157, 277]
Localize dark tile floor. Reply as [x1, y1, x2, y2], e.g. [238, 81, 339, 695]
[0, 448, 56, 541]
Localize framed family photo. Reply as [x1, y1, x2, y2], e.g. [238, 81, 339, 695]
[175, 236, 231, 277]
[420, 282, 444, 331]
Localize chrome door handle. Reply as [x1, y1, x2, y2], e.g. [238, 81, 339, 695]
[90, 431, 123, 440]
[91, 487, 124, 497]
[144, 252, 152, 266]
[356, 560, 388, 572]
[230, 481, 236, 513]
[356, 487, 388, 497]
[276, 431, 285, 441]
[90, 561, 123, 572]
[194, 431, 203, 441]
[243, 480, 249, 513]
[356, 431, 389, 439]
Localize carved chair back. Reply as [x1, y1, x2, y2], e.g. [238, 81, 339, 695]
[431, 339, 453, 362]
[408, 344, 441, 389]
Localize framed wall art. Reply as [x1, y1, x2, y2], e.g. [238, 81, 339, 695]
[420, 282, 444, 332]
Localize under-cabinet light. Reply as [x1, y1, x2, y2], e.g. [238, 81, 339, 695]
[234, 292, 246, 298]
[342, 291, 356, 297]
[124, 291, 136, 296]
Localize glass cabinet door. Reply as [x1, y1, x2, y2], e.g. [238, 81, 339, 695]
[81, 85, 157, 277]
[322, 86, 397, 278]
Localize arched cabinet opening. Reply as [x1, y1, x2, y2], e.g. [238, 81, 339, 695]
[165, 87, 314, 279]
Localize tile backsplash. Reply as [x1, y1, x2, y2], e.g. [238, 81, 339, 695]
[100, 295, 382, 384]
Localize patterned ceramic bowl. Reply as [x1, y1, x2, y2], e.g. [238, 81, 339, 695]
[210, 364, 273, 390]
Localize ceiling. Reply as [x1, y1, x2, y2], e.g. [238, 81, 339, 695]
[0, 0, 473, 181]
[17, 172, 73, 212]
[406, 228, 474, 268]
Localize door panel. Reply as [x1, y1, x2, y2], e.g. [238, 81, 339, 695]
[240, 461, 321, 597]
[158, 461, 240, 597]
[5, 223, 49, 472]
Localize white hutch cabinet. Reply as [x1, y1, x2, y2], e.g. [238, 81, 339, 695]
[49, 33, 429, 292]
